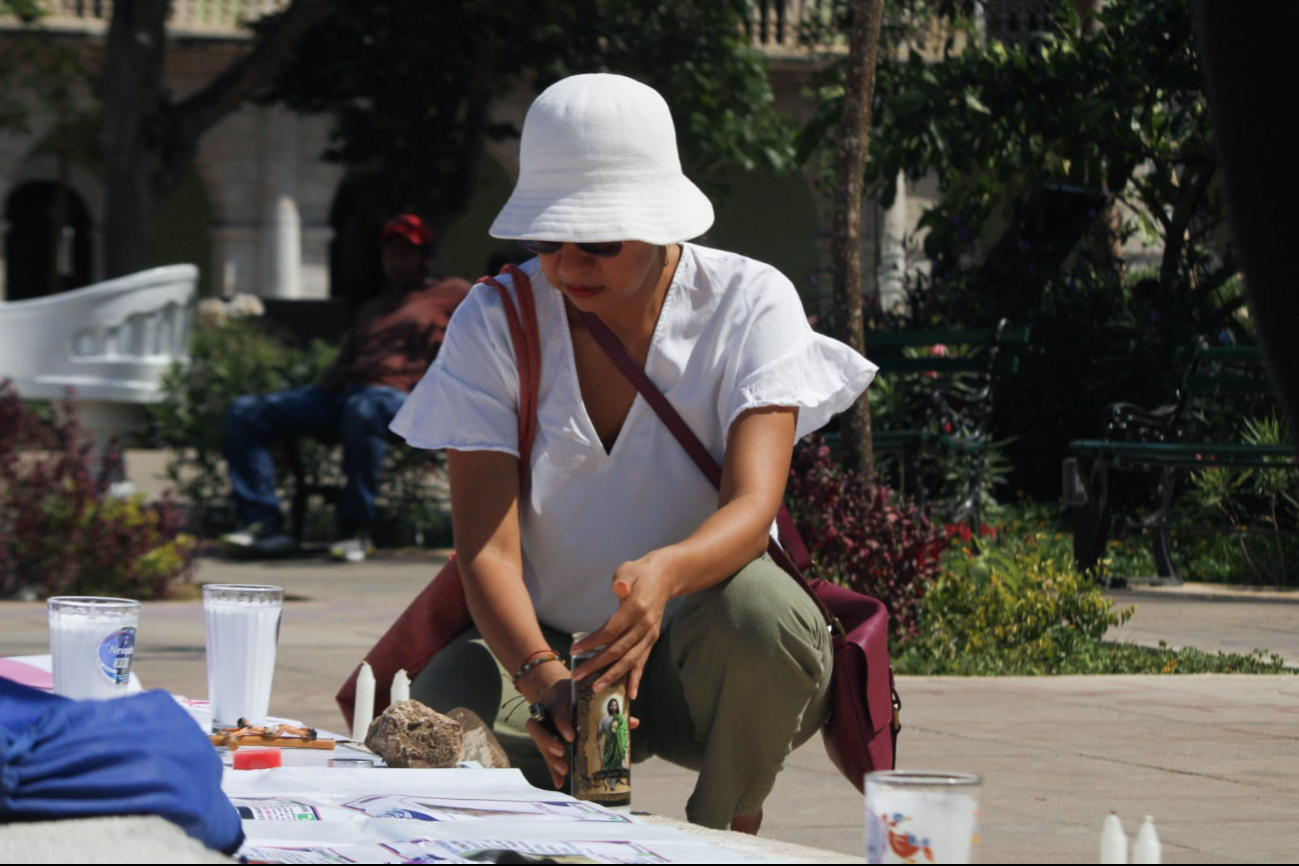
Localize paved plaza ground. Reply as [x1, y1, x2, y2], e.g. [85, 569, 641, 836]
[3, 452, 1298, 862]
[4, 549, 1298, 863]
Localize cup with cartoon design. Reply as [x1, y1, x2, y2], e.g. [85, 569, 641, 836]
[866, 771, 981, 864]
[48, 596, 141, 700]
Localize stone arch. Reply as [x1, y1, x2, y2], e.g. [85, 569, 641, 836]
[9, 153, 107, 283]
[3, 179, 95, 300]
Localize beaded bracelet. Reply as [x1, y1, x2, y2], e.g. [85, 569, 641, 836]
[520, 648, 555, 667]
[511, 652, 561, 685]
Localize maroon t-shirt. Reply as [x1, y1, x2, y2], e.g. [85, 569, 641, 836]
[338, 277, 472, 393]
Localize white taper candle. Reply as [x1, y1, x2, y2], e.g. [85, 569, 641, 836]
[391, 668, 411, 704]
[1132, 816, 1161, 864]
[352, 661, 376, 743]
[1100, 813, 1129, 864]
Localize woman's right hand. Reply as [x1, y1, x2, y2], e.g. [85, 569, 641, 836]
[524, 673, 576, 789]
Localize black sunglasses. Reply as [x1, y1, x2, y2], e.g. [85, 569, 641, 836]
[518, 240, 625, 258]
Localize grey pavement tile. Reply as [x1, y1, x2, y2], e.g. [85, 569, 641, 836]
[7, 549, 1299, 862]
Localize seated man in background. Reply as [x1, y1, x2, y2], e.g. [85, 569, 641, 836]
[221, 214, 471, 562]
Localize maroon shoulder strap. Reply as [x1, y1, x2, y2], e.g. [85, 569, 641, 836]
[576, 309, 830, 627]
[476, 265, 540, 483]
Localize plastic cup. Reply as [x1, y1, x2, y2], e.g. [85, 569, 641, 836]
[203, 584, 284, 730]
[866, 771, 981, 864]
[47, 596, 141, 700]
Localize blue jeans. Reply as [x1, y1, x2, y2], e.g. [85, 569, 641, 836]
[222, 385, 408, 535]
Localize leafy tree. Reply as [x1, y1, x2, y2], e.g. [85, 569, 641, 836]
[828, 0, 886, 478]
[266, 0, 793, 238]
[795, 0, 982, 477]
[865, 0, 1227, 311]
[101, 0, 331, 278]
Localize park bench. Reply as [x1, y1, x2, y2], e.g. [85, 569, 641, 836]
[284, 433, 447, 547]
[1065, 342, 1297, 584]
[830, 318, 1029, 531]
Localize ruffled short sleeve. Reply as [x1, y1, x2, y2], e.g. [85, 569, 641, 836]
[722, 266, 877, 441]
[389, 283, 521, 455]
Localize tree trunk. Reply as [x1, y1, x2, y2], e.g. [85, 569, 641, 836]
[102, 0, 168, 279]
[101, 0, 330, 279]
[831, 0, 885, 478]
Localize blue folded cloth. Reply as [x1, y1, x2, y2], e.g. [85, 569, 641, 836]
[0, 678, 243, 854]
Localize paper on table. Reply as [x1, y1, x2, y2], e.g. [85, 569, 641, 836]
[342, 794, 633, 823]
[224, 768, 785, 864]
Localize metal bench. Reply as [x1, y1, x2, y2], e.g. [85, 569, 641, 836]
[1065, 343, 1297, 584]
[830, 318, 1030, 530]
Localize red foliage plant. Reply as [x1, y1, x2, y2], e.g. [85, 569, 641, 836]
[786, 435, 948, 639]
[0, 380, 192, 600]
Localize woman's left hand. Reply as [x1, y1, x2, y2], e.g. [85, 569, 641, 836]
[570, 551, 676, 701]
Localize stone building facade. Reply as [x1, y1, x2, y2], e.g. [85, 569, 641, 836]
[0, 1, 929, 318]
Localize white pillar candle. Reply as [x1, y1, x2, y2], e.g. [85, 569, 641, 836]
[352, 661, 375, 743]
[391, 668, 411, 704]
[1132, 816, 1161, 864]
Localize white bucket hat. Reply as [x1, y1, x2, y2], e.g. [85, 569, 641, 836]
[489, 73, 714, 245]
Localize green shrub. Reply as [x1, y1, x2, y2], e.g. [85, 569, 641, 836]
[896, 539, 1129, 675]
[1184, 414, 1299, 585]
[146, 306, 447, 544]
[895, 532, 1290, 674]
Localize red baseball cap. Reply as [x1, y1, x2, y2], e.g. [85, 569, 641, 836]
[380, 214, 433, 248]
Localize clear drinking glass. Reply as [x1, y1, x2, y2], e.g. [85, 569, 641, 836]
[866, 771, 982, 864]
[48, 596, 141, 700]
[203, 584, 284, 730]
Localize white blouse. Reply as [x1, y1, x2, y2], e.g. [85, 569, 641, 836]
[391, 243, 877, 635]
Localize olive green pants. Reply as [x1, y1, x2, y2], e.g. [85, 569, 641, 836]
[410, 554, 832, 829]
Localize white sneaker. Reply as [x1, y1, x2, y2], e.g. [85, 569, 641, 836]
[329, 536, 374, 563]
[221, 523, 296, 557]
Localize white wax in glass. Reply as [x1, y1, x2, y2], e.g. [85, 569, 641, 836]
[49, 607, 138, 700]
[867, 786, 979, 864]
[205, 599, 281, 728]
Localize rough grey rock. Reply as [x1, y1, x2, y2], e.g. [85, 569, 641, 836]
[448, 706, 511, 769]
[365, 700, 463, 768]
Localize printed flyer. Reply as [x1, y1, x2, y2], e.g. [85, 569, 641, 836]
[343, 795, 632, 823]
[224, 767, 778, 864]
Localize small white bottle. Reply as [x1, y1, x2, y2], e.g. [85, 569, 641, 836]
[1132, 816, 1161, 864]
[1100, 812, 1129, 864]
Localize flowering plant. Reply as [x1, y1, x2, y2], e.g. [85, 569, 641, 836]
[786, 435, 948, 639]
[0, 381, 194, 599]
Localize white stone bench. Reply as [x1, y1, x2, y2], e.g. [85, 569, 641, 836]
[0, 265, 197, 452]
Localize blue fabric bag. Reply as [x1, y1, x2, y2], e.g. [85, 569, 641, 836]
[0, 678, 243, 854]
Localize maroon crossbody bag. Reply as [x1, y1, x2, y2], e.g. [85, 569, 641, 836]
[578, 309, 900, 792]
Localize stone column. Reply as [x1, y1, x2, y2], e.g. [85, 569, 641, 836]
[299, 224, 335, 299]
[878, 171, 908, 314]
[209, 224, 260, 297]
[260, 107, 301, 298]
